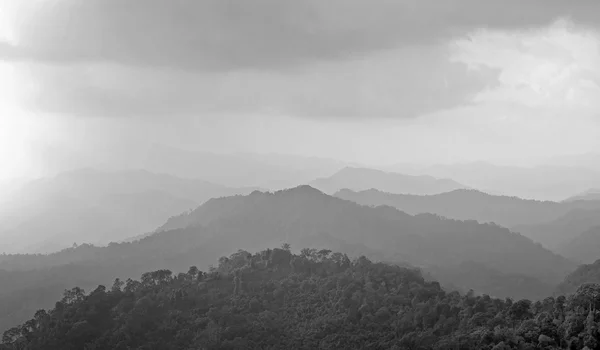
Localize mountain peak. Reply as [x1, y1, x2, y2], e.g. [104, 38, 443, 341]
[282, 185, 324, 195]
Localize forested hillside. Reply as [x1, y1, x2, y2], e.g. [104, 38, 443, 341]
[0, 186, 580, 333]
[2, 247, 600, 350]
[157, 186, 575, 284]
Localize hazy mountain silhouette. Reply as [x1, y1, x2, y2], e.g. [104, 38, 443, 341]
[141, 144, 351, 190]
[158, 186, 574, 284]
[0, 169, 256, 254]
[0, 185, 581, 333]
[425, 261, 552, 300]
[309, 167, 467, 195]
[563, 189, 600, 202]
[387, 161, 600, 201]
[513, 209, 600, 251]
[544, 152, 600, 173]
[556, 226, 600, 264]
[336, 188, 600, 248]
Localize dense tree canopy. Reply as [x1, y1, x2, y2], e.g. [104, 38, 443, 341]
[3, 247, 600, 350]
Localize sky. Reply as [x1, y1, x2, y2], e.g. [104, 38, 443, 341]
[1, 0, 600, 183]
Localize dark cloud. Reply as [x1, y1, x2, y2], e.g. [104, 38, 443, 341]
[3, 0, 599, 70]
[21, 48, 500, 120]
[3, 0, 598, 120]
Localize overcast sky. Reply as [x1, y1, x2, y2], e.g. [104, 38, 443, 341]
[1, 0, 600, 181]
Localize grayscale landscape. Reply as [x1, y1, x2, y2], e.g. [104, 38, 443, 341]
[0, 0, 600, 349]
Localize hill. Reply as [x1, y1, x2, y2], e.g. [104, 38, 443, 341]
[556, 259, 600, 296]
[563, 189, 600, 202]
[0, 169, 255, 254]
[388, 161, 600, 201]
[0, 186, 577, 332]
[2, 247, 600, 350]
[556, 227, 600, 264]
[514, 209, 600, 252]
[425, 261, 553, 301]
[309, 167, 467, 195]
[158, 186, 574, 284]
[336, 188, 600, 250]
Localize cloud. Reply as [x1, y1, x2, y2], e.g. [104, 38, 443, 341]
[16, 46, 499, 120]
[451, 18, 600, 113]
[2, 0, 599, 70]
[2, 1, 600, 120]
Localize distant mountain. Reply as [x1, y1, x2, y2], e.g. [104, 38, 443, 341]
[425, 261, 552, 300]
[556, 226, 600, 264]
[0, 169, 255, 254]
[387, 161, 600, 201]
[141, 144, 351, 189]
[513, 209, 600, 252]
[544, 152, 600, 172]
[158, 186, 574, 284]
[336, 189, 600, 249]
[309, 167, 467, 195]
[556, 258, 600, 296]
[0, 185, 579, 333]
[563, 189, 600, 202]
[336, 188, 566, 227]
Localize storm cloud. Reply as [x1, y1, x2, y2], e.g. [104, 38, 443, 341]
[1, 0, 599, 119]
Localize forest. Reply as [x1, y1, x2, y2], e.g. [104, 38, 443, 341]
[2, 246, 600, 350]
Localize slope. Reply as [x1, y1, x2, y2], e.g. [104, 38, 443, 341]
[336, 188, 600, 250]
[556, 258, 600, 296]
[3, 248, 600, 350]
[514, 209, 600, 252]
[0, 168, 255, 253]
[556, 226, 600, 264]
[563, 189, 600, 202]
[158, 186, 575, 284]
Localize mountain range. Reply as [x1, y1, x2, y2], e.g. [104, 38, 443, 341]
[140, 144, 353, 189]
[335, 188, 600, 250]
[0, 185, 580, 332]
[0, 169, 257, 254]
[387, 161, 600, 201]
[309, 167, 467, 195]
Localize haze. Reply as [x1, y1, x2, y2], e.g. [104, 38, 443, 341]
[4, 2, 600, 347]
[0, 0, 598, 185]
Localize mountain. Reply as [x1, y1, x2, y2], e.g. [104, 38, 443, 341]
[556, 258, 600, 296]
[513, 209, 600, 252]
[0, 186, 578, 332]
[3, 247, 599, 350]
[425, 261, 553, 300]
[336, 189, 600, 249]
[563, 189, 600, 202]
[387, 161, 600, 201]
[309, 167, 467, 195]
[141, 144, 351, 190]
[158, 186, 574, 284]
[556, 226, 600, 264]
[544, 152, 600, 172]
[0, 169, 256, 254]
[335, 188, 566, 227]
